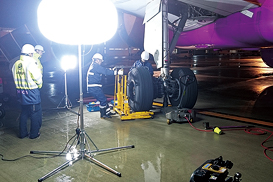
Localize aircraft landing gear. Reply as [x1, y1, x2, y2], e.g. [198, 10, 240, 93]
[114, 67, 154, 120]
[163, 67, 198, 124]
[121, 66, 198, 122]
[166, 67, 198, 109]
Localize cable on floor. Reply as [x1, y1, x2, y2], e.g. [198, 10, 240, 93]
[0, 132, 78, 161]
[184, 116, 273, 162]
[0, 107, 82, 162]
[244, 127, 273, 162]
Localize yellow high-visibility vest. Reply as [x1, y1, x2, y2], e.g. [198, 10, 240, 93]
[12, 55, 43, 90]
[33, 53, 43, 75]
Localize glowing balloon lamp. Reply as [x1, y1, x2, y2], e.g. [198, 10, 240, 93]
[32, 2, 134, 181]
[37, 0, 118, 45]
[61, 55, 77, 71]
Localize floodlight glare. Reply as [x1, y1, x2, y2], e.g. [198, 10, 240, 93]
[33, 2, 134, 180]
[61, 55, 77, 71]
[37, 0, 118, 45]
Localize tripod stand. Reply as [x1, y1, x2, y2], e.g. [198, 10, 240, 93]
[31, 127, 134, 181]
[57, 70, 79, 116]
[30, 45, 134, 181]
[57, 70, 72, 109]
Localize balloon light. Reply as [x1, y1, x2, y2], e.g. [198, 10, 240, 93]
[37, 0, 118, 45]
[61, 55, 77, 71]
[31, 2, 134, 181]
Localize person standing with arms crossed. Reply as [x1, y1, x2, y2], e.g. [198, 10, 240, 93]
[12, 44, 43, 139]
[33, 45, 45, 75]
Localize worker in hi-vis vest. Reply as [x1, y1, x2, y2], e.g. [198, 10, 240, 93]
[33, 44, 45, 75]
[12, 44, 43, 139]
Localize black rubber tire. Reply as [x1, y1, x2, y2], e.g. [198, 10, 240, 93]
[127, 67, 154, 112]
[169, 68, 198, 108]
[261, 48, 273, 68]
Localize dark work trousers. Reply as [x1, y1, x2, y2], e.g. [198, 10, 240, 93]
[19, 103, 42, 138]
[87, 87, 107, 107]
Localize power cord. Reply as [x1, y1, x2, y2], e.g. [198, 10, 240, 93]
[244, 127, 273, 162]
[0, 132, 78, 162]
[184, 116, 273, 162]
[1, 104, 82, 162]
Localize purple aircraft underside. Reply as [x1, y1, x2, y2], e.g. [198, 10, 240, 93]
[175, 0, 273, 50]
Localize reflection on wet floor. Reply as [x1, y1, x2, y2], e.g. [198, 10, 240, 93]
[0, 55, 273, 182]
[173, 56, 273, 122]
[1, 55, 273, 122]
[252, 86, 273, 118]
[0, 56, 273, 121]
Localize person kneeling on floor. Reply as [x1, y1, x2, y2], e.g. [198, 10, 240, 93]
[86, 53, 115, 118]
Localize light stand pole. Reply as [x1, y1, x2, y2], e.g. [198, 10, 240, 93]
[30, 45, 135, 181]
[56, 55, 79, 116]
[78, 44, 85, 156]
[57, 70, 73, 109]
[34, 1, 132, 181]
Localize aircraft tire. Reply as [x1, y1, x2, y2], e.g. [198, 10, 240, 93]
[127, 67, 154, 112]
[261, 48, 273, 68]
[169, 68, 198, 109]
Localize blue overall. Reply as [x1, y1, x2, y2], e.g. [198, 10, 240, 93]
[20, 103, 42, 139]
[87, 62, 114, 108]
[130, 60, 154, 76]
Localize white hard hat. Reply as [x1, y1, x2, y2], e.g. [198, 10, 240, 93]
[35, 45, 45, 53]
[21, 44, 35, 54]
[141, 51, 149, 61]
[92, 53, 103, 60]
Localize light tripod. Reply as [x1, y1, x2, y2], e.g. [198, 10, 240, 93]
[30, 45, 134, 182]
[56, 60, 80, 116]
[57, 70, 73, 109]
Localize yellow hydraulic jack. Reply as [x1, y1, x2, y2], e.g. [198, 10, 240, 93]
[113, 73, 154, 121]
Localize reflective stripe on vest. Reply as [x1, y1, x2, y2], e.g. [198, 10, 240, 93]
[12, 55, 43, 90]
[87, 84, 102, 87]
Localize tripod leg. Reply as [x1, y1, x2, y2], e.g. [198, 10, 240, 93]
[57, 95, 66, 109]
[31, 134, 79, 156]
[84, 154, 121, 177]
[38, 155, 81, 182]
[90, 145, 135, 154]
[85, 132, 99, 150]
[66, 107, 80, 116]
[30, 151, 67, 155]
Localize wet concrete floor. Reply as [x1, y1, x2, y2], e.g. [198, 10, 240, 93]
[0, 55, 273, 182]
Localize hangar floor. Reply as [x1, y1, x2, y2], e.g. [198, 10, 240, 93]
[0, 55, 273, 182]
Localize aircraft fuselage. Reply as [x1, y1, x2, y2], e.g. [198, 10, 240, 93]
[176, 0, 273, 49]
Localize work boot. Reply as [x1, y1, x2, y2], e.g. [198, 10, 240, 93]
[106, 106, 116, 116]
[100, 108, 111, 119]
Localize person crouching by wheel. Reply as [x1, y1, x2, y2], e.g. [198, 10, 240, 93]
[87, 53, 115, 119]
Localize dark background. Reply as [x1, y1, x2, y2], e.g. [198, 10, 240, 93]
[0, 0, 41, 28]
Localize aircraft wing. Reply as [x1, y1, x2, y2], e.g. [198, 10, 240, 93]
[178, 0, 261, 16]
[112, 0, 263, 32]
[112, 0, 261, 18]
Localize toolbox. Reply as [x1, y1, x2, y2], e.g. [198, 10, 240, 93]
[86, 101, 100, 112]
